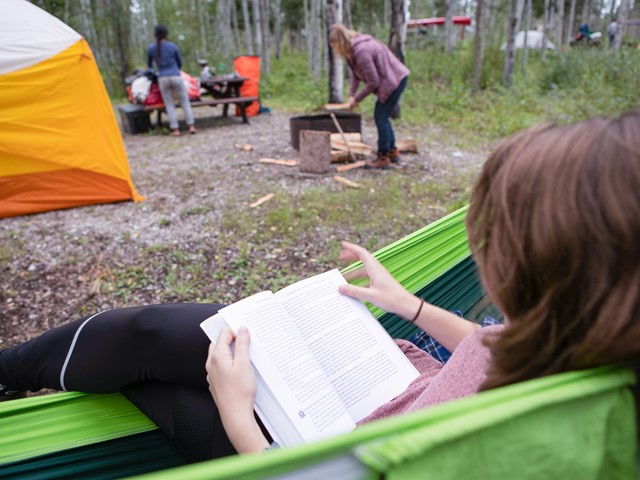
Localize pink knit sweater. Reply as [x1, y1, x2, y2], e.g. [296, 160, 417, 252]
[347, 34, 410, 104]
[359, 325, 503, 424]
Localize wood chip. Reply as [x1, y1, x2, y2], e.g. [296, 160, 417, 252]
[250, 193, 275, 208]
[259, 158, 298, 167]
[234, 143, 254, 151]
[336, 160, 366, 172]
[333, 175, 361, 188]
[330, 150, 351, 163]
[396, 139, 418, 153]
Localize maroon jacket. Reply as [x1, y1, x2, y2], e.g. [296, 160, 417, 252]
[347, 34, 410, 104]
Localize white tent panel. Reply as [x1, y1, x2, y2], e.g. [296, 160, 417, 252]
[0, 0, 81, 75]
[500, 31, 556, 50]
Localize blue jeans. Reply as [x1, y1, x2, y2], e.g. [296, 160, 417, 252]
[374, 76, 408, 155]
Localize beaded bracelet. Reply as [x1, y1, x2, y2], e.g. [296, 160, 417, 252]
[410, 298, 425, 323]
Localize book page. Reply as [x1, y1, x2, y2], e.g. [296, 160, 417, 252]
[275, 269, 419, 422]
[217, 291, 355, 445]
[200, 313, 300, 446]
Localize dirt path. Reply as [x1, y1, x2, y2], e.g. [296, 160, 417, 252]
[0, 108, 488, 347]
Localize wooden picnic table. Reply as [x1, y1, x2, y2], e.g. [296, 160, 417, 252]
[145, 75, 258, 125]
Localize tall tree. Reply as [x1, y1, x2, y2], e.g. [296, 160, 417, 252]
[344, 0, 353, 29]
[230, 0, 242, 56]
[503, 0, 518, 86]
[614, 0, 630, 49]
[310, 0, 322, 79]
[444, 0, 455, 53]
[567, 0, 577, 44]
[241, 0, 255, 54]
[252, 0, 263, 66]
[472, 0, 485, 93]
[389, 0, 407, 118]
[521, 0, 532, 74]
[541, 0, 550, 60]
[274, 0, 283, 59]
[325, 0, 343, 103]
[260, 0, 271, 73]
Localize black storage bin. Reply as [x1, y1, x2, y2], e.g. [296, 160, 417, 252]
[118, 104, 151, 134]
[290, 113, 361, 150]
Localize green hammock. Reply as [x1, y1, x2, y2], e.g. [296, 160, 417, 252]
[0, 206, 636, 479]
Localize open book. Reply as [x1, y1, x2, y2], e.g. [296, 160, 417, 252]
[200, 269, 419, 447]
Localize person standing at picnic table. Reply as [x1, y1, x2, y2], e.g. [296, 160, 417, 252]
[147, 24, 197, 137]
[329, 24, 409, 170]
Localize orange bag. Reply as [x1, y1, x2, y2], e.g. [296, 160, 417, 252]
[181, 71, 201, 100]
[233, 56, 260, 117]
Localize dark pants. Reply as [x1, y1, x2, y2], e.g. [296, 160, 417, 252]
[0, 303, 247, 461]
[374, 76, 408, 155]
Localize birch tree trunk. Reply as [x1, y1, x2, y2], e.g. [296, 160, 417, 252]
[472, 0, 485, 93]
[521, 0, 531, 74]
[344, 0, 353, 29]
[252, 0, 263, 67]
[310, 0, 322, 79]
[444, 0, 455, 53]
[230, 0, 242, 56]
[325, 0, 344, 103]
[614, 0, 630, 49]
[502, 0, 518, 86]
[304, 0, 313, 75]
[217, 0, 233, 60]
[241, 0, 254, 54]
[389, 0, 406, 118]
[274, 0, 283, 59]
[149, 0, 158, 28]
[260, 0, 271, 73]
[555, 0, 564, 50]
[567, 0, 576, 44]
[541, 0, 550, 60]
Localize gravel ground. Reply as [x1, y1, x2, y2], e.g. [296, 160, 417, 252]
[0, 107, 488, 348]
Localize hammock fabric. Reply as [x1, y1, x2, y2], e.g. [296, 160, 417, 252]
[0, 206, 636, 479]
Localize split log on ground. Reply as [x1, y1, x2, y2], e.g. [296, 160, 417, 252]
[330, 141, 372, 155]
[336, 160, 366, 172]
[250, 193, 275, 208]
[333, 175, 362, 188]
[324, 103, 351, 111]
[234, 143, 254, 151]
[259, 158, 299, 167]
[331, 150, 351, 163]
[330, 133, 361, 143]
[396, 139, 418, 153]
[300, 130, 332, 173]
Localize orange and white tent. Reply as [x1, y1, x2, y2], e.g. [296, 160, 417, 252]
[0, 0, 142, 218]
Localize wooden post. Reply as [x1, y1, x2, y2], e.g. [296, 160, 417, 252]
[299, 130, 332, 173]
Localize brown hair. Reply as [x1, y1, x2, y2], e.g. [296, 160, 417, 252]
[466, 110, 640, 390]
[329, 24, 358, 59]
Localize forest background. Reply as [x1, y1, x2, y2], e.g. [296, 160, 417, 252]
[33, 0, 640, 141]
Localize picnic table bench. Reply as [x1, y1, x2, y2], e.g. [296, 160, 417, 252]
[144, 95, 260, 125]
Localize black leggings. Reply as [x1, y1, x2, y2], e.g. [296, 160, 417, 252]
[0, 303, 244, 461]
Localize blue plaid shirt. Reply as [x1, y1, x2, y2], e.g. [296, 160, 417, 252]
[408, 310, 500, 365]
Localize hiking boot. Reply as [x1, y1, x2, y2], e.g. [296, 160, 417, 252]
[365, 153, 391, 170]
[388, 147, 400, 163]
[0, 383, 26, 402]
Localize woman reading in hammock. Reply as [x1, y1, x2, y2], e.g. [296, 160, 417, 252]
[1, 110, 639, 461]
